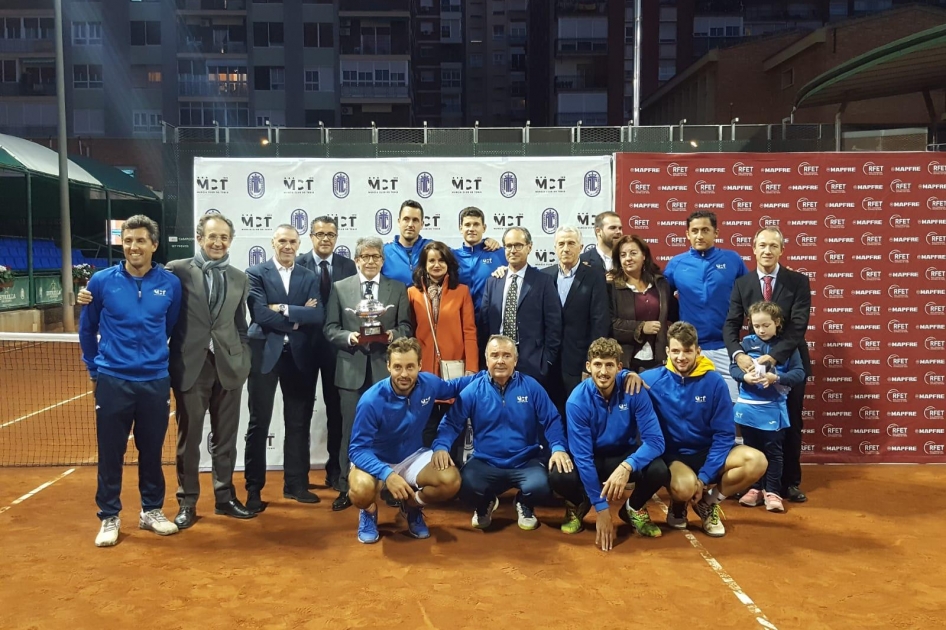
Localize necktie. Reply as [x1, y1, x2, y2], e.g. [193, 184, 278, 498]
[503, 274, 518, 341]
[763, 275, 773, 302]
[319, 260, 330, 303]
[364, 281, 374, 300]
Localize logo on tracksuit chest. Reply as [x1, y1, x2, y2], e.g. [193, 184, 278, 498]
[517, 396, 528, 403]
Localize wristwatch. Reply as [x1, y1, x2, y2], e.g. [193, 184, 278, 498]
[279, 304, 288, 315]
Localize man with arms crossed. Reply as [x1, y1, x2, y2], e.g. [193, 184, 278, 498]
[348, 337, 474, 543]
[641, 322, 766, 537]
[296, 215, 358, 490]
[433, 335, 572, 531]
[323, 236, 413, 511]
[579, 211, 623, 274]
[663, 211, 748, 401]
[724, 227, 811, 503]
[80, 215, 182, 546]
[549, 338, 669, 551]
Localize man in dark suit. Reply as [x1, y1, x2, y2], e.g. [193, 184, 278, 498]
[244, 224, 324, 513]
[541, 226, 609, 419]
[478, 227, 562, 386]
[579, 211, 623, 275]
[167, 214, 255, 528]
[724, 227, 811, 504]
[323, 235, 413, 511]
[296, 215, 358, 490]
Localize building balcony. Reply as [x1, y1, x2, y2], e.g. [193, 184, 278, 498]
[179, 39, 247, 54]
[508, 34, 527, 46]
[554, 75, 607, 91]
[440, 0, 462, 13]
[556, 0, 607, 14]
[556, 111, 606, 126]
[556, 38, 607, 55]
[176, 0, 247, 11]
[341, 84, 409, 99]
[339, 0, 410, 13]
[339, 41, 409, 56]
[178, 79, 248, 97]
[0, 83, 56, 97]
[0, 39, 55, 54]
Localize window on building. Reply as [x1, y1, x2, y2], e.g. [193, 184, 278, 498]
[441, 68, 461, 88]
[625, 25, 634, 43]
[304, 22, 333, 48]
[492, 24, 505, 40]
[254, 66, 285, 90]
[658, 22, 676, 42]
[130, 21, 161, 45]
[132, 110, 162, 133]
[73, 109, 104, 134]
[492, 52, 505, 65]
[421, 70, 435, 83]
[255, 110, 286, 126]
[469, 53, 483, 68]
[725, 25, 740, 37]
[72, 21, 102, 45]
[1, 60, 17, 82]
[253, 22, 284, 47]
[420, 45, 434, 58]
[510, 52, 525, 71]
[442, 94, 461, 114]
[304, 69, 320, 91]
[658, 59, 675, 81]
[148, 69, 162, 83]
[179, 101, 249, 126]
[73, 64, 103, 89]
[420, 22, 434, 36]
[781, 68, 794, 89]
[305, 109, 335, 126]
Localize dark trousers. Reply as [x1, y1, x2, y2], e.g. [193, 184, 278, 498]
[548, 367, 582, 433]
[337, 363, 373, 493]
[548, 449, 671, 511]
[245, 347, 316, 495]
[781, 379, 806, 492]
[173, 353, 242, 507]
[460, 457, 551, 511]
[95, 373, 171, 520]
[742, 425, 785, 495]
[313, 345, 343, 487]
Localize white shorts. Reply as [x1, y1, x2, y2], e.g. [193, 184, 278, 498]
[387, 448, 433, 489]
[702, 347, 739, 403]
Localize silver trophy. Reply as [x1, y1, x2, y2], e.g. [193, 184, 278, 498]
[346, 297, 395, 344]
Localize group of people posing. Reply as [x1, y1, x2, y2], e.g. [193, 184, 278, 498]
[78, 201, 811, 550]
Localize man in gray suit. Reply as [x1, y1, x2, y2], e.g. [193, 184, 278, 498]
[77, 213, 256, 529]
[323, 235, 412, 510]
[167, 213, 255, 528]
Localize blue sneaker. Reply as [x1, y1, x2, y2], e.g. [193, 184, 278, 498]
[400, 504, 430, 539]
[357, 508, 379, 544]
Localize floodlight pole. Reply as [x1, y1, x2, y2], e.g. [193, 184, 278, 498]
[633, 0, 642, 127]
[54, 0, 75, 331]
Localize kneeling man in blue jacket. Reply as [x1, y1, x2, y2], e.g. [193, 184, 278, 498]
[348, 337, 475, 544]
[433, 334, 573, 531]
[641, 322, 766, 538]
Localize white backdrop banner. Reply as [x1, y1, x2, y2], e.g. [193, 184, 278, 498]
[192, 156, 614, 470]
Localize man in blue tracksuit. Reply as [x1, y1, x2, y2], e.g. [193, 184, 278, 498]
[347, 337, 476, 544]
[433, 334, 573, 531]
[663, 211, 748, 401]
[381, 199, 432, 287]
[641, 322, 766, 538]
[79, 215, 182, 547]
[452, 206, 505, 313]
[549, 338, 669, 551]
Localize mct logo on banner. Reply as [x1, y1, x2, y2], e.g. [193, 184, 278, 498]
[192, 156, 614, 470]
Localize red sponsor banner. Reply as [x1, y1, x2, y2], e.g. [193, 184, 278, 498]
[614, 152, 946, 463]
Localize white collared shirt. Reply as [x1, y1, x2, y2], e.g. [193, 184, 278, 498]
[596, 246, 613, 271]
[276, 262, 293, 294]
[357, 271, 379, 298]
[501, 265, 528, 336]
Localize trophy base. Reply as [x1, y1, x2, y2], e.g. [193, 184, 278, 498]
[358, 325, 388, 345]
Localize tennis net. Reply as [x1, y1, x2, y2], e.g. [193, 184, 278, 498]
[0, 332, 176, 467]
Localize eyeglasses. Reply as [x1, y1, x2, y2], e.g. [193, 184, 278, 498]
[359, 254, 383, 262]
[203, 235, 231, 243]
[504, 243, 528, 252]
[313, 232, 337, 240]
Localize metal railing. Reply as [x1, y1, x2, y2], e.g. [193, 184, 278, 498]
[340, 84, 409, 98]
[0, 39, 54, 53]
[178, 79, 249, 97]
[556, 38, 607, 54]
[179, 40, 247, 54]
[176, 0, 247, 10]
[0, 83, 56, 97]
[554, 75, 607, 91]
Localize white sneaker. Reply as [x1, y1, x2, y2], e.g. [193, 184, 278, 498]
[515, 499, 539, 531]
[471, 496, 500, 530]
[95, 516, 121, 547]
[139, 509, 179, 536]
[694, 500, 726, 537]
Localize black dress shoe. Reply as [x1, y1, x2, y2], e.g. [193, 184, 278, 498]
[786, 486, 808, 503]
[332, 491, 352, 511]
[174, 507, 197, 530]
[283, 489, 321, 504]
[215, 499, 257, 519]
[245, 493, 268, 514]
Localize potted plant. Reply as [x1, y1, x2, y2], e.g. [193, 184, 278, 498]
[0, 264, 13, 290]
[73, 263, 94, 287]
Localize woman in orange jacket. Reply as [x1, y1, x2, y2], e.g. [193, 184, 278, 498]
[407, 241, 479, 448]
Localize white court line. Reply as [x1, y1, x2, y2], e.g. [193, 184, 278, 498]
[652, 496, 779, 630]
[0, 468, 76, 516]
[1, 390, 94, 429]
